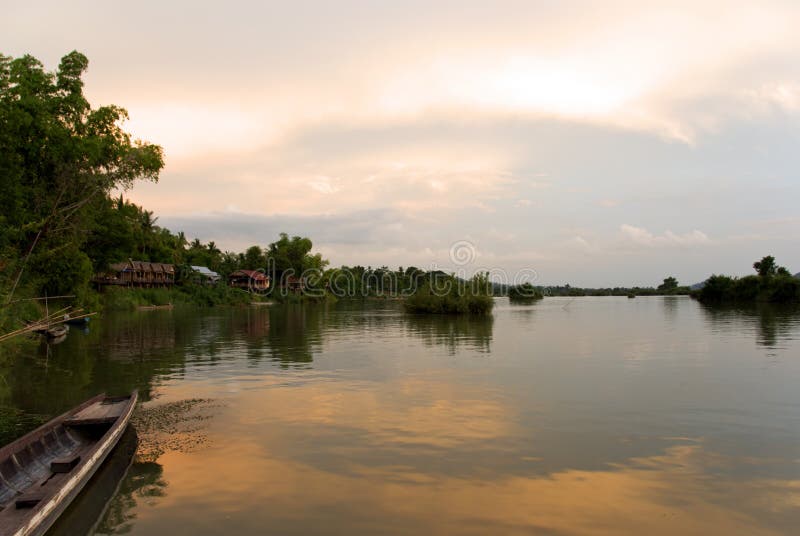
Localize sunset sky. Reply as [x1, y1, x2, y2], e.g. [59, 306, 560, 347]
[4, 0, 799, 286]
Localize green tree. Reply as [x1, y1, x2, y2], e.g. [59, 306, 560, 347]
[657, 276, 679, 293]
[753, 256, 777, 278]
[508, 282, 543, 302]
[243, 245, 264, 269]
[0, 51, 163, 301]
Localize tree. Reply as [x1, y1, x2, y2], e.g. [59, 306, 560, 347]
[753, 256, 777, 278]
[657, 276, 679, 293]
[268, 233, 314, 275]
[243, 245, 264, 269]
[0, 51, 163, 300]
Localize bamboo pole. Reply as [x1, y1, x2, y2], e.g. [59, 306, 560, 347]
[0, 306, 97, 343]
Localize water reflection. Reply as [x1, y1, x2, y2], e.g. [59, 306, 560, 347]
[0, 298, 797, 534]
[95, 379, 800, 536]
[402, 313, 493, 354]
[700, 303, 800, 349]
[93, 460, 167, 535]
[264, 304, 324, 367]
[661, 295, 680, 323]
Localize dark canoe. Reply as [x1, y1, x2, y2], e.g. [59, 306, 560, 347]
[0, 392, 137, 536]
[32, 325, 69, 339]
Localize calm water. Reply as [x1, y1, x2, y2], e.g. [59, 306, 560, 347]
[3, 297, 800, 535]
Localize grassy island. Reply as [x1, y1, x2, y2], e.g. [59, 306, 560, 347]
[404, 273, 494, 315]
[508, 283, 544, 302]
[694, 256, 800, 304]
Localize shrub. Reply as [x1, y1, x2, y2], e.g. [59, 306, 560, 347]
[404, 273, 494, 315]
[508, 283, 543, 302]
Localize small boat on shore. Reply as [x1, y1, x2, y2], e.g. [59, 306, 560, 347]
[30, 323, 69, 339]
[42, 324, 69, 339]
[0, 392, 137, 536]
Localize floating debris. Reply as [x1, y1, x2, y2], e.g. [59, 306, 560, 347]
[131, 398, 223, 462]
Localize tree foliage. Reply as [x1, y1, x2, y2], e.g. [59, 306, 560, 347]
[696, 256, 799, 304]
[753, 256, 777, 278]
[404, 272, 494, 315]
[508, 282, 543, 302]
[0, 52, 338, 316]
[0, 51, 164, 301]
[657, 276, 679, 293]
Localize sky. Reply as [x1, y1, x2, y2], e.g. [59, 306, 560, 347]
[3, 0, 799, 286]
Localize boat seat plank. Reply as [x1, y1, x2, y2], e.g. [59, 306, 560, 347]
[15, 492, 44, 509]
[51, 455, 80, 473]
[10, 469, 70, 512]
[64, 416, 118, 426]
[64, 400, 126, 427]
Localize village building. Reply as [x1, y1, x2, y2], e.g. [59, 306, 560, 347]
[191, 265, 221, 285]
[281, 275, 307, 293]
[229, 269, 270, 291]
[94, 260, 176, 288]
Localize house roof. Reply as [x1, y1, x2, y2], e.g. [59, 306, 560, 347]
[230, 269, 269, 281]
[191, 265, 220, 278]
[109, 260, 175, 273]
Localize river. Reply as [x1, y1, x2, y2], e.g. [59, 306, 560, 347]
[3, 297, 800, 535]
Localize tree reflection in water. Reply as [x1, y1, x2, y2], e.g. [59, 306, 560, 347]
[700, 302, 800, 349]
[93, 459, 167, 535]
[46, 428, 167, 536]
[403, 313, 494, 354]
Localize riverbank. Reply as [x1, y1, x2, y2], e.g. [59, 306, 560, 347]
[102, 285, 259, 312]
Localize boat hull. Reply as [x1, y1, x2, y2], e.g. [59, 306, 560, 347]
[0, 392, 137, 536]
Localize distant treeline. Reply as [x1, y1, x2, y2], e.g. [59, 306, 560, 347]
[493, 276, 690, 298]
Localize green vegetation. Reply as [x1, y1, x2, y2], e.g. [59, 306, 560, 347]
[508, 283, 543, 302]
[404, 273, 494, 315]
[694, 256, 799, 304]
[1, 50, 163, 326]
[102, 285, 257, 312]
[0, 51, 332, 327]
[324, 266, 425, 298]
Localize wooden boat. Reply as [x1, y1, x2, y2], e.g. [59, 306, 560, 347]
[0, 392, 137, 536]
[32, 324, 68, 339]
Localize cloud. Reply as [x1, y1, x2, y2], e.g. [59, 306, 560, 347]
[8, 0, 800, 284]
[308, 175, 341, 195]
[620, 225, 711, 248]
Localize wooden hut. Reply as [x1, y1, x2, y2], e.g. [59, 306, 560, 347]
[229, 270, 270, 291]
[94, 260, 175, 288]
[284, 275, 306, 293]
